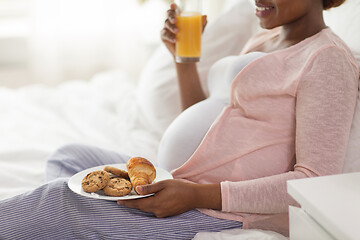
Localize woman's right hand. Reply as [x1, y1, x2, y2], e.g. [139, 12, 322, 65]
[160, 3, 207, 59]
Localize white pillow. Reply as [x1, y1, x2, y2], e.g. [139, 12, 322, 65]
[324, 0, 360, 173]
[324, 0, 360, 56]
[137, 0, 258, 136]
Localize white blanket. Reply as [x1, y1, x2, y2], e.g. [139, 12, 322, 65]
[0, 70, 162, 200]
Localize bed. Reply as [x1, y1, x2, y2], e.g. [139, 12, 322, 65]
[0, 0, 359, 239]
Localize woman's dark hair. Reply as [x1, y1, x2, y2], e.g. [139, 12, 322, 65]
[323, 0, 346, 10]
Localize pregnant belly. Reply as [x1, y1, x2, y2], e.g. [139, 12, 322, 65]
[157, 98, 227, 172]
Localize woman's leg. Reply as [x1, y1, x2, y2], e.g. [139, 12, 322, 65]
[0, 178, 242, 240]
[45, 143, 131, 181]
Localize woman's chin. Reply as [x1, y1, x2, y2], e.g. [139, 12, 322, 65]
[258, 21, 278, 30]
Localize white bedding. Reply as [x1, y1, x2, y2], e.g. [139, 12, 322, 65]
[0, 70, 162, 200]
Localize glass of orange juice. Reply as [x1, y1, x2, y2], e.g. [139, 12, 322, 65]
[175, 0, 202, 63]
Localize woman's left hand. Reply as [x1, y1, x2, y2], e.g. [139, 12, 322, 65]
[117, 179, 198, 218]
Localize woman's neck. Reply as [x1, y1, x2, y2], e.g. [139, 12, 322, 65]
[279, 8, 327, 46]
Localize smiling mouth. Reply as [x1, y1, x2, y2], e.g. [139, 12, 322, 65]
[255, 5, 275, 18]
[256, 6, 274, 11]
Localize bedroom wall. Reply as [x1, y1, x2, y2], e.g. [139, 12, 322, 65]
[0, 0, 236, 88]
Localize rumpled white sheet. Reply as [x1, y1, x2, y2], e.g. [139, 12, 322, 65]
[0, 70, 161, 200]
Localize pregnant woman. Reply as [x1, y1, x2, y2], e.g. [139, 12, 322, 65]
[0, 0, 358, 239]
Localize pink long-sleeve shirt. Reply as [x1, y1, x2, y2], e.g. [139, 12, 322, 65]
[171, 28, 359, 235]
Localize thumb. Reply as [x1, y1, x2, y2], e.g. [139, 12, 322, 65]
[202, 15, 207, 32]
[170, 2, 178, 10]
[136, 182, 164, 195]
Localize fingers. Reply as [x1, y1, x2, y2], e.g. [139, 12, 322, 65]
[161, 3, 179, 43]
[166, 9, 177, 25]
[170, 2, 177, 11]
[161, 29, 176, 44]
[164, 18, 178, 34]
[117, 184, 165, 216]
[118, 196, 167, 218]
[117, 180, 192, 218]
[117, 196, 155, 212]
[202, 15, 208, 30]
[136, 181, 165, 195]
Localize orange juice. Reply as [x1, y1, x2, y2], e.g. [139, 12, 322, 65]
[175, 12, 202, 62]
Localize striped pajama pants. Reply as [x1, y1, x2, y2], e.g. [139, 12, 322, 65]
[0, 144, 242, 240]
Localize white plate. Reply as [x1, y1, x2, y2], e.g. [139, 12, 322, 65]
[68, 164, 173, 201]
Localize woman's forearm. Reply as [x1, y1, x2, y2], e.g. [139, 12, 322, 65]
[175, 62, 206, 110]
[191, 183, 222, 210]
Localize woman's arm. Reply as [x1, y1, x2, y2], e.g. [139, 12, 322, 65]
[161, 3, 207, 110]
[175, 63, 206, 110]
[222, 46, 359, 214]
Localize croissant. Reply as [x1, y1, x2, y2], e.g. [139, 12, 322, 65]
[126, 157, 156, 194]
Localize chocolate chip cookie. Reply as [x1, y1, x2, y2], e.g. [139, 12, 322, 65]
[103, 177, 132, 197]
[82, 170, 110, 193]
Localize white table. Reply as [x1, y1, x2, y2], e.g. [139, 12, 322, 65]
[287, 172, 360, 240]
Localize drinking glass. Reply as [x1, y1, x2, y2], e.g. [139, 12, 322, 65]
[175, 0, 203, 63]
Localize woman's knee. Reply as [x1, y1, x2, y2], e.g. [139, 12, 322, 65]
[46, 143, 131, 181]
[45, 143, 93, 180]
[47, 144, 78, 166]
[47, 143, 97, 164]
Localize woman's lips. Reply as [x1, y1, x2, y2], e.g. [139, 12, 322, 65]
[255, 6, 275, 18]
